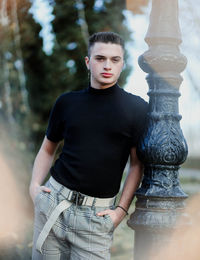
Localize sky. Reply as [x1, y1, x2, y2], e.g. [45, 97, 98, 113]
[30, 0, 200, 157]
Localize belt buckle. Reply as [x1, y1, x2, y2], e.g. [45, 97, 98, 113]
[70, 191, 85, 206]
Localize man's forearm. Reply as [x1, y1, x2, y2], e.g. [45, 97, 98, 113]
[117, 164, 143, 212]
[30, 148, 55, 188]
[29, 137, 59, 202]
[29, 148, 55, 202]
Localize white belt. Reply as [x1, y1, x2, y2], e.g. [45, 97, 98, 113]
[36, 177, 116, 254]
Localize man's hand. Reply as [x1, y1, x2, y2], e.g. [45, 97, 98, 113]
[96, 207, 127, 228]
[29, 183, 51, 204]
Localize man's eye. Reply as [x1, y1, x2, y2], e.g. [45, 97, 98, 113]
[112, 58, 120, 63]
[96, 57, 104, 61]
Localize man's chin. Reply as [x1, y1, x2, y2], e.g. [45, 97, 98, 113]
[98, 79, 117, 87]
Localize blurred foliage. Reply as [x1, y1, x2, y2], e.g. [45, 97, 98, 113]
[182, 157, 200, 170]
[0, 0, 148, 152]
[0, 0, 47, 149]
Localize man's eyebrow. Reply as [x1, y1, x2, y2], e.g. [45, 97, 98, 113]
[112, 56, 122, 59]
[94, 55, 106, 58]
[94, 55, 122, 59]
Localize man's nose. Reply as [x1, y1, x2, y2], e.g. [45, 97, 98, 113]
[104, 59, 111, 70]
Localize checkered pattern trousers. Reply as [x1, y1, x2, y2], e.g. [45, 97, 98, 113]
[32, 179, 115, 260]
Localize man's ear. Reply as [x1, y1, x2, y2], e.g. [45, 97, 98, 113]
[85, 56, 90, 70]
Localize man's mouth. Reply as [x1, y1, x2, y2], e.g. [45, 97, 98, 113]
[101, 73, 113, 78]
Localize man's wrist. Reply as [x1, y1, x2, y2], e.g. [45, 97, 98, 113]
[115, 206, 127, 219]
[116, 205, 129, 216]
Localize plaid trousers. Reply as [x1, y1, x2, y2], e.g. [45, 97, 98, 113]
[32, 178, 115, 260]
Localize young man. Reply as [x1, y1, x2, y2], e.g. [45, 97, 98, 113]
[29, 32, 148, 260]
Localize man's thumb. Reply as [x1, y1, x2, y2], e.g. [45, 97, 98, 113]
[42, 186, 51, 193]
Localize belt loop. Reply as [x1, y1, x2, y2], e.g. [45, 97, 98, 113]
[113, 196, 117, 206]
[58, 185, 64, 198]
[111, 196, 117, 210]
[75, 192, 79, 215]
[92, 198, 96, 208]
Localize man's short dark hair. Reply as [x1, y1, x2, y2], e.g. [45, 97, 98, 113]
[88, 32, 124, 56]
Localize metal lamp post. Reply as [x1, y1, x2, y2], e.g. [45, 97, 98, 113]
[127, 0, 188, 259]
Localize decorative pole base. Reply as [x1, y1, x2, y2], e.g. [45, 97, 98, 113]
[128, 195, 188, 260]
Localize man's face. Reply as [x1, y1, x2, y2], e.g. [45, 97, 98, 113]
[85, 42, 124, 88]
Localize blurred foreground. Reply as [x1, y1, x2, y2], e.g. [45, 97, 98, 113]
[0, 124, 33, 259]
[150, 193, 200, 260]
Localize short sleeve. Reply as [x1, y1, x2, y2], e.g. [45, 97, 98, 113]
[130, 98, 148, 147]
[46, 96, 64, 142]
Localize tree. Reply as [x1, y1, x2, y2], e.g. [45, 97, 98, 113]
[0, 0, 49, 150]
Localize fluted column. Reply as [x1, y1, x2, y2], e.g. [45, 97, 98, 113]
[127, 1, 188, 259]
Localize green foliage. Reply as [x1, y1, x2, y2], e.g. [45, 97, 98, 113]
[51, 0, 88, 94]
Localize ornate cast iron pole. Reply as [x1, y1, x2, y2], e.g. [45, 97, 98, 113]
[127, 0, 188, 259]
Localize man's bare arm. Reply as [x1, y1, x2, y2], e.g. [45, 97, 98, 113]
[117, 147, 143, 211]
[29, 136, 60, 203]
[97, 147, 144, 227]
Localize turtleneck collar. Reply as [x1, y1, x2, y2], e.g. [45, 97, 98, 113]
[87, 83, 119, 95]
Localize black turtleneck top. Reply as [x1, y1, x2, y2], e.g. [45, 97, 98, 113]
[46, 84, 148, 198]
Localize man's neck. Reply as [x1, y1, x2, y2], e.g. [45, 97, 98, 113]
[90, 80, 117, 90]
